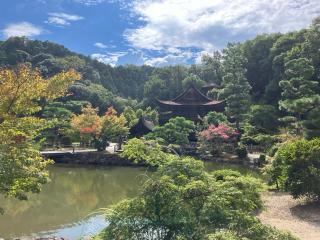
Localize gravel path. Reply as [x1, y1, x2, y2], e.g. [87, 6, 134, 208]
[257, 191, 320, 240]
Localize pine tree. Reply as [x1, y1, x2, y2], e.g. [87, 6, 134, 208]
[303, 99, 320, 139]
[220, 43, 251, 130]
[279, 58, 319, 135]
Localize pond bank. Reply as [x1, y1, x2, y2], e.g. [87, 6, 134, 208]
[42, 151, 259, 167]
[42, 151, 140, 166]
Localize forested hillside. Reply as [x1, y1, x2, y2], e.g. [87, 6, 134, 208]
[0, 18, 319, 118]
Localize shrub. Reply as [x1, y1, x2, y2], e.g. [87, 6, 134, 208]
[267, 144, 279, 157]
[212, 170, 264, 212]
[253, 134, 279, 147]
[121, 138, 173, 167]
[230, 215, 298, 240]
[146, 116, 195, 147]
[211, 169, 241, 181]
[236, 144, 247, 159]
[100, 157, 283, 240]
[267, 138, 320, 199]
[207, 231, 238, 240]
[198, 124, 238, 156]
[257, 154, 267, 167]
[207, 221, 298, 240]
[203, 111, 228, 127]
[241, 133, 279, 150]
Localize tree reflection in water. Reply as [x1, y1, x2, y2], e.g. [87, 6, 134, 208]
[0, 164, 145, 238]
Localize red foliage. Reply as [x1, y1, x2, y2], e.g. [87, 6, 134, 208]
[12, 134, 27, 144]
[199, 124, 238, 141]
[105, 106, 117, 117]
[79, 124, 101, 135]
[80, 127, 95, 134]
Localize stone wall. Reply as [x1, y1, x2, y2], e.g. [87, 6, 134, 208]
[42, 151, 142, 166]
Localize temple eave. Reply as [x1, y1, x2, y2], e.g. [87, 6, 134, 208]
[157, 99, 224, 106]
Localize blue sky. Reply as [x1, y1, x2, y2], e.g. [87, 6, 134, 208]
[1, 0, 320, 66]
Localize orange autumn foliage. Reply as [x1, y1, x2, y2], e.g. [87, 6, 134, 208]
[70, 105, 102, 139]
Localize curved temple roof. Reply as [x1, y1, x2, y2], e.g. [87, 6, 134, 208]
[157, 84, 224, 106]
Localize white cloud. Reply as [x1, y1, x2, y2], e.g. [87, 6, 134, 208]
[73, 0, 106, 5]
[125, 0, 320, 51]
[91, 52, 128, 66]
[144, 50, 194, 67]
[73, 0, 131, 8]
[2, 22, 43, 39]
[46, 12, 84, 26]
[195, 50, 211, 65]
[94, 42, 108, 48]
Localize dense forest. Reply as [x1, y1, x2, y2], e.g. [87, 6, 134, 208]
[1, 17, 319, 113]
[1, 17, 320, 145]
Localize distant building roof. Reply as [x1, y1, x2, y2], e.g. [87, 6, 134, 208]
[156, 84, 225, 122]
[129, 118, 155, 137]
[157, 100, 222, 106]
[157, 84, 223, 106]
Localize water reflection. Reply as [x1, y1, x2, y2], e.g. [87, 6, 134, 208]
[0, 165, 145, 239]
[0, 162, 256, 239]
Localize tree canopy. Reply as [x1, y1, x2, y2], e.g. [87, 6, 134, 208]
[0, 64, 80, 212]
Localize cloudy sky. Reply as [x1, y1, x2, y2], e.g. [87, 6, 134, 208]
[1, 0, 319, 66]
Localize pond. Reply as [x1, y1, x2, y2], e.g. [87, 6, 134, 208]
[0, 165, 147, 239]
[0, 162, 258, 239]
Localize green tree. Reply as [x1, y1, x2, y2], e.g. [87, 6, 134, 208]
[0, 65, 80, 212]
[121, 138, 171, 167]
[200, 51, 223, 84]
[249, 104, 279, 134]
[182, 73, 205, 89]
[279, 58, 319, 135]
[242, 34, 280, 102]
[143, 76, 167, 106]
[302, 17, 320, 81]
[147, 117, 195, 149]
[123, 106, 158, 128]
[98, 106, 129, 150]
[203, 111, 228, 127]
[303, 105, 320, 139]
[41, 102, 74, 147]
[99, 157, 295, 240]
[267, 138, 320, 199]
[68, 81, 116, 113]
[263, 31, 305, 105]
[220, 44, 251, 130]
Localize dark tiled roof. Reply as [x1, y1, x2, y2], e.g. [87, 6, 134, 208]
[141, 118, 155, 130]
[157, 100, 222, 106]
[157, 84, 223, 106]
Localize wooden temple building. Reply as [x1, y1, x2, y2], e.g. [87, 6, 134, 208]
[157, 84, 225, 123]
[129, 117, 155, 138]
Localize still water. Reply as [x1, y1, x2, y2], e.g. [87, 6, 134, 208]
[0, 165, 147, 239]
[0, 162, 257, 239]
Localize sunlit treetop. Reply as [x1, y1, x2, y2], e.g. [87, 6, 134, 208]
[0, 64, 81, 118]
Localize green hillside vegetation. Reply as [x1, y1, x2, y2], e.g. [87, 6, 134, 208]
[0, 18, 319, 128]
